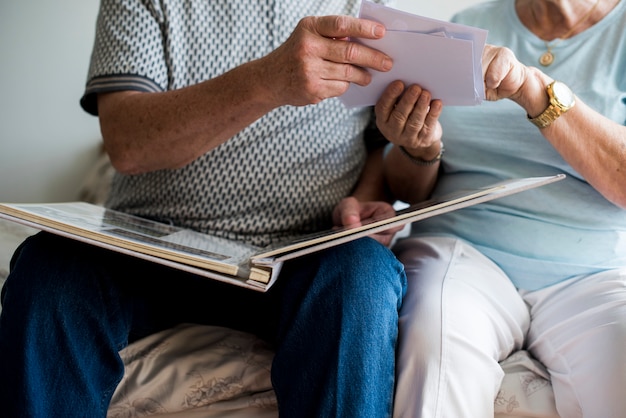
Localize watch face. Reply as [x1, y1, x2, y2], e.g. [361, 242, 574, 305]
[552, 81, 575, 107]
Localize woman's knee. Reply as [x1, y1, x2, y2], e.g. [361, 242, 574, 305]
[396, 236, 527, 356]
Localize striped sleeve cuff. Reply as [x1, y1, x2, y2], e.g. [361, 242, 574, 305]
[80, 74, 163, 116]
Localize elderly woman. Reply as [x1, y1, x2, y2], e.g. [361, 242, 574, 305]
[375, 0, 626, 417]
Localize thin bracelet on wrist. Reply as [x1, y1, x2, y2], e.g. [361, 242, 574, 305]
[398, 142, 445, 166]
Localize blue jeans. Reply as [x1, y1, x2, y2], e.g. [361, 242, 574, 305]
[0, 231, 406, 417]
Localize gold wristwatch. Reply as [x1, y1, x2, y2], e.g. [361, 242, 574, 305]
[528, 81, 576, 128]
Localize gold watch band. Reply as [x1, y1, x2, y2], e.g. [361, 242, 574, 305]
[527, 81, 575, 129]
[528, 105, 563, 129]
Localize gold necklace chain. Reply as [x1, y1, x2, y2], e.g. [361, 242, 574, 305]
[536, 0, 601, 66]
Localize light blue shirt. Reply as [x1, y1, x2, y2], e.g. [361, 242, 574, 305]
[411, 0, 626, 290]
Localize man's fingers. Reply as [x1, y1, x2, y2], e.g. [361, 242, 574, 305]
[309, 16, 392, 73]
[321, 60, 373, 86]
[313, 15, 385, 40]
[324, 38, 392, 73]
[334, 197, 363, 227]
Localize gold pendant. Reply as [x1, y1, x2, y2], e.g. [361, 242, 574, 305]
[539, 50, 554, 66]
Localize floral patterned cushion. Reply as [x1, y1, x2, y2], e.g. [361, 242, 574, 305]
[107, 323, 559, 418]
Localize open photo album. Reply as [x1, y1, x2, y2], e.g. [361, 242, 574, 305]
[0, 174, 564, 291]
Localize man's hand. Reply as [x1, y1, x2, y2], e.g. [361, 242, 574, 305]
[98, 15, 393, 174]
[261, 15, 393, 106]
[332, 197, 403, 247]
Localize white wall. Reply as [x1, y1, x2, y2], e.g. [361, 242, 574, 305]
[0, 0, 101, 203]
[395, 0, 483, 20]
[0, 0, 482, 203]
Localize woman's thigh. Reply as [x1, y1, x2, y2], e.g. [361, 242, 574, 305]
[393, 236, 529, 418]
[521, 268, 626, 418]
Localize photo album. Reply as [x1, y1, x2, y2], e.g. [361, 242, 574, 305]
[0, 174, 564, 291]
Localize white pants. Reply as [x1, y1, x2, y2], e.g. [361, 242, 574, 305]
[392, 236, 626, 418]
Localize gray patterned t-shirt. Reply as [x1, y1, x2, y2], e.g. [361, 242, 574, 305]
[81, 0, 390, 247]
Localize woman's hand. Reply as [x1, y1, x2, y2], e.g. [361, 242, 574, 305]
[481, 44, 550, 118]
[375, 81, 443, 161]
